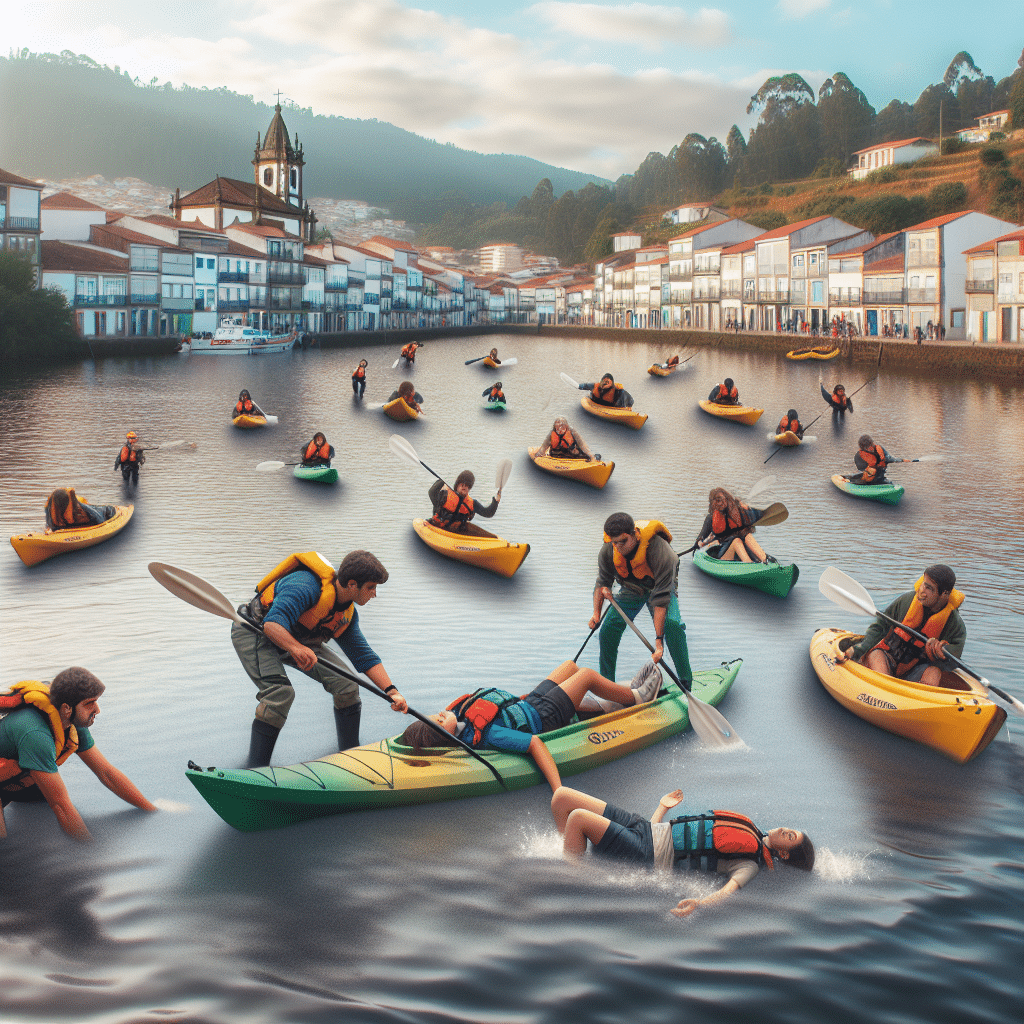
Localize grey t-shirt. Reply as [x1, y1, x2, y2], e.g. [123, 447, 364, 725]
[596, 534, 679, 606]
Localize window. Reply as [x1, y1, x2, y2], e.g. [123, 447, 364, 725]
[290, 169, 297, 188]
[196, 256, 204, 269]
[792, 254, 804, 268]
[207, 258, 215, 269]
[162, 251, 193, 274]
[264, 169, 273, 186]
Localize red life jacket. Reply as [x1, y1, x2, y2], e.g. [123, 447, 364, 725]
[667, 356, 679, 366]
[488, 386, 504, 401]
[714, 384, 738, 402]
[430, 487, 476, 530]
[550, 428, 579, 454]
[591, 381, 620, 404]
[445, 688, 522, 746]
[670, 810, 774, 870]
[304, 440, 331, 462]
[352, 366, 366, 380]
[778, 415, 800, 434]
[711, 508, 747, 536]
[119, 444, 139, 464]
[401, 343, 417, 359]
[235, 397, 254, 414]
[871, 578, 966, 676]
[858, 444, 886, 482]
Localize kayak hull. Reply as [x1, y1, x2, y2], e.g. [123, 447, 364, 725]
[831, 474, 903, 505]
[580, 395, 647, 430]
[648, 364, 679, 377]
[786, 346, 839, 361]
[11, 505, 134, 566]
[809, 628, 1005, 763]
[773, 430, 803, 446]
[484, 400, 507, 412]
[293, 464, 338, 484]
[482, 357, 501, 368]
[413, 518, 529, 577]
[698, 399, 764, 425]
[383, 397, 419, 422]
[528, 447, 614, 489]
[693, 548, 799, 598]
[185, 660, 742, 831]
[232, 414, 267, 429]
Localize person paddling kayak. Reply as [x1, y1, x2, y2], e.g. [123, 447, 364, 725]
[708, 379, 739, 405]
[578, 373, 633, 408]
[482, 382, 506, 404]
[387, 380, 423, 413]
[428, 470, 500, 534]
[695, 487, 770, 563]
[399, 342, 420, 364]
[776, 409, 804, 439]
[233, 390, 265, 419]
[301, 432, 334, 468]
[845, 434, 909, 485]
[533, 417, 596, 461]
[44, 488, 116, 533]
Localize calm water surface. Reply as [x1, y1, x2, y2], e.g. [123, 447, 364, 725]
[1, 335, 1022, 1024]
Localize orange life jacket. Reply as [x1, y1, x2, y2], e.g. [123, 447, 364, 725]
[352, 366, 366, 380]
[255, 552, 355, 644]
[119, 444, 139, 464]
[778, 415, 800, 434]
[445, 688, 522, 746]
[46, 494, 90, 529]
[858, 444, 887, 482]
[401, 343, 417, 359]
[604, 520, 672, 586]
[872, 578, 966, 676]
[0, 681, 79, 793]
[714, 384, 738, 402]
[488, 386, 504, 401]
[711, 508, 747, 536]
[304, 440, 331, 462]
[550, 428, 579, 454]
[591, 381, 621, 404]
[670, 810, 774, 870]
[430, 487, 475, 530]
[667, 356, 679, 366]
[235, 398, 254, 414]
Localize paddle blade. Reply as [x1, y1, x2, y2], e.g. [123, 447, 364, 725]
[264, 415, 278, 426]
[560, 372, 580, 390]
[495, 458, 513, 492]
[686, 694, 744, 749]
[256, 461, 286, 472]
[754, 502, 789, 526]
[746, 474, 776, 500]
[392, 358, 401, 369]
[388, 433, 422, 468]
[818, 566, 878, 617]
[148, 562, 241, 623]
[501, 357, 518, 366]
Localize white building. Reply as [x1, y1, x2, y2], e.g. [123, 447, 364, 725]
[849, 138, 938, 180]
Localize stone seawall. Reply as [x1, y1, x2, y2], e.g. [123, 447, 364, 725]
[315, 323, 537, 351]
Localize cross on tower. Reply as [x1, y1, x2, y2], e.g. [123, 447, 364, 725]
[275, 90, 283, 106]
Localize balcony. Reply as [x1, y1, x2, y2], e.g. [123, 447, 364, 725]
[269, 298, 303, 310]
[345, 302, 362, 311]
[324, 280, 347, 291]
[791, 265, 806, 278]
[719, 283, 742, 298]
[219, 270, 249, 283]
[829, 289, 862, 305]
[380, 287, 393, 299]
[907, 289, 937, 303]
[757, 291, 790, 303]
[364, 294, 380, 306]
[218, 299, 250, 311]
[758, 263, 788, 277]
[267, 269, 304, 285]
[965, 279, 994, 293]
[863, 289, 907, 304]
[75, 294, 127, 307]
[161, 297, 195, 313]
[7, 216, 40, 230]
[130, 293, 159, 304]
[907, 253, 940, 268]
[669, 270, 692, 282]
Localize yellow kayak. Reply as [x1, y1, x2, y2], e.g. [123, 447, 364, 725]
[648, 364, 678, 377]
[786, 345, 840, 360]
[698, 399, 764, 425]
[528, 447, 614, 488]
[809, 628, 1006, 763]
[383, 397, 420, 422]
[412, 519, 530, 577]
[580, 395, 647, 430]
[11, 505, 134, 567]
[232, 413, 267, 429]
[773, 430, 803, 446]
[482, 356, 501, 368]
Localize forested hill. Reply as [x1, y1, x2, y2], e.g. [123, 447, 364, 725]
[0, 51, 606, 223]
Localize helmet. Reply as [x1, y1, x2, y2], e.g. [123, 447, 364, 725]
[126, 431, 138, 441]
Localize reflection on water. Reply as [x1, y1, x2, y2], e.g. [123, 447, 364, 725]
[1, 335, 1022, 1023]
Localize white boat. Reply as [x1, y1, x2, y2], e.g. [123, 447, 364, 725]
[190, 318, 298, 355]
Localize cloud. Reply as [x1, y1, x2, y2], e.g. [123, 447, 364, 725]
[776, 0, 830, 18]
[530, 2, 733, 48]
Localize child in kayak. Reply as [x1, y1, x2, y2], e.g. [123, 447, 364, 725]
[695, 487, 769, 563]
[44, 488, 116, 533]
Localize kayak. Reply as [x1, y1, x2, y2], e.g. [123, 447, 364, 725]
[11, 505, 134, 567]
[294, 464, 338, 484]
[831, 474, 903, 505]
[809, 628, 1005, 763]
[484, 399, 507, 412]
[482, 356, 501, 368]
[692, 548, 799, 598]
[580, 395, 647, 430]
[528, 447, 614, 489]
[698, 399, 764, 425]
[648, 363, 683, 377]
[232, 413, 267, 429]
[769, 430, 811, 447]
[184, 659, 743, 831]
[786, 346, 839, 360]
[383, 396, 420, 421]
[413, 518, 529, 578]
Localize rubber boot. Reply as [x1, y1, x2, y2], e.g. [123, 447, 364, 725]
[334, 704, 361, 751]
[246, 719, 280, 768]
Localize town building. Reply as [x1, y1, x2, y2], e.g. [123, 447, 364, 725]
[964, 227, 1024, 342]
[662, 202, 730, 226]
[957, 109, 1012, 144]
[40, 239, 128, 339]
[1, 167, 43, 284]
[848, 138, 938, 180]
[478, 242, 523, 274]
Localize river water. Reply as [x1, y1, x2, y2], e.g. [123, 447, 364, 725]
[1, 334, 1022, 1024]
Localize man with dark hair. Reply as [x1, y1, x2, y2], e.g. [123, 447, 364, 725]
[822, 383, 853, 413]
[1, 668, 156, 841]
[836, 565, 966, 686]
[578, 373, 633, 408]
[708, 378, 739, 404]
[846, 434, 912, 486]
[590, 512, 692, 687]
[551, 786, 814, 916]
[232, 551, 408, 766]
[428, 470, 501, 534]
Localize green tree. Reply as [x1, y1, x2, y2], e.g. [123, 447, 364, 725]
[873, 99, 914, 143]
[817, 72, 875, 166]
[913, 82, 959, 139]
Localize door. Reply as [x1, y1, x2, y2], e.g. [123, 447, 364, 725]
[866, 310, 877, 336]
[1001, 307, 1011, 342]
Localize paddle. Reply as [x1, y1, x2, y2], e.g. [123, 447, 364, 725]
[658, 353, 696, 370]
[465, 355, 487, 365]
[146, 562, 510, 786]
[138, 440, 189, 452]
[391, 357, 401, 369]
[560, 372, 582, 390]
[573, 606, 608, 662]
[677, 501, 789, 556]
[389, 434, 451, 489]
[256, 460, 301, 472]
[605, 594, 742, 747]
[817, 566, 1024, 716]
[495, 458, 512, 497]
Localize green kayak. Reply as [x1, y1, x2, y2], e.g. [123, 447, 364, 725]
[831, 474, 903, 505]
[484, 399, 507, 412]
[185, 659, 742, 832]
[692, 548, 799, 598]
[294, 464, 338, 484]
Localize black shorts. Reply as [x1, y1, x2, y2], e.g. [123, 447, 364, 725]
[523, 678, 576, 733]
[592, 802, 655, 865]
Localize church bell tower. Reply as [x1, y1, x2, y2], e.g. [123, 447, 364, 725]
[252, 96, 305, 209]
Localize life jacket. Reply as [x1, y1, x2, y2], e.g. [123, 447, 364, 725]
[778, 415, 800, 435]
[46, 494, 90, 529]
[711, 506, 750, 536]
[667, 356, 679, 366]
[550, 428, 580, 455]
[829, 391, 847, 409]
[119, 444, 139, 464]
[871, 577, 966, 676]
[669, 811, 774, 871]
[0, 681, 79, 793]
[255, 552, 354, 644]
[352, 365, 366, 380]
[430, 487, 475, 530]
[858, 444, 887, 483]
[713, 384, 738, 402]
[235, 397, 255, 414]
[488, 386, 505, 402]
[445, 688, 522, 746]
[401, 343, 417, 359]
[591, 381, 621, 405]
[604, 520, 672, 586]
[304, 440, 331, 462]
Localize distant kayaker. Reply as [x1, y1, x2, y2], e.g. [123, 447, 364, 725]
[695, 488, 769, 563]
[590, 512, 693, 686]
[533, 417, 596, 461]
[0, 669, 157, 842]
[666, 354, 680, 367]
[579, 373, 633, 408]
[400, 342, 420, 364]
[113, 430, 145, 485]
[233, 389, 265, 419]
[823, 384, 853, 413]
[351, 360, 368, 399]
[551, 785, 814, 916]
[708, 378, 739, 405]
[834, 564, 966, 687]
[44, 487, 116, 533]
[301, 432, 334, 468]
[428, 470, 500, 534]
[482, 382, 505, 404]
[388, 381, 423, 413]
[846, 434, 906, 485]
[488, 347, 501, 364]
[776, 409, 804, 439]
[398, 659, 663, 793]
[232, 550, 409, 766]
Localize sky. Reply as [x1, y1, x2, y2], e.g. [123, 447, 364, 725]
[7, 0, 1022, 180]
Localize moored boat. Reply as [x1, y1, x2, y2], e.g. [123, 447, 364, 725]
[11, 505, 134, 566]
[809, 628, 1005, 763]
[191, 318, 297, 355]
[383, 396, 420, 422]
[786, 345, 839, 361]
[184, 659, 742, 831]
[293, 464, 338, 484]
[580, 395, 647, 430]
[692, 548, 799, 598]
[528, 447, 614, 488]
[412, 518, 529, 577]
[232, 413, 268, 429]
[698, 399, 763, 425]
[831, 474, 903, 505]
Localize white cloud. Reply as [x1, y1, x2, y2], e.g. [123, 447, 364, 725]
[776, 0, 831, 19]
[530, 2, 733, 48]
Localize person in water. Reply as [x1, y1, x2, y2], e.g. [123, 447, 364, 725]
[591, 512, 693, 687]
[708, 378, 739, 405]
[398, 659, 663, 793]
[551, 786, 814, 916]
[487, 347, 501, 365]
[823, 384, 853, 413]
[113, 430, 145, 485]
[776, 409, 804, 439]
[533, 417, 596, 461]
[846, 434, 906, 485]
[695, 488, 770, 563]
[400, 342, 420, 363]
[578, 373, 633, 408]
[428, 470, 501, 534]
[44, 488, 116, 533]
[388, 381, 423, 413]
[301, 432, 334, 467]
[232, 550, 409, 766]
[835, 564, 966, 686]
[483, 381, 505, 404]
[233, 389, 264, 419]
[0, 668, 157, 842]
[351, 360, 368, 399]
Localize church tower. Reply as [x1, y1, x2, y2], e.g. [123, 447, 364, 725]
[252, 100, 304, 209]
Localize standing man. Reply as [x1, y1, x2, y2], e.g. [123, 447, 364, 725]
[1, 669, 157, 842]
[232, 550, 408, 767]
[590, 513, 692, 686]
[114, 430, 145, 485]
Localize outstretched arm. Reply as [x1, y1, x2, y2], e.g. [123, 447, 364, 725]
[77, 747, 157, 812]
[651, 789, 683, 823]
[671, 878, 741, 918]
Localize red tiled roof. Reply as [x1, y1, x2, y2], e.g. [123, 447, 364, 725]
[0, 167, 42, 188]
[863, 255, 904, 275]
[41, 240, 128, 273]
[365, 235, 418, 253]
[178, 176, 301, 217]
[720, 237, 760, 255]
[105, 211, 124, 224]
[753, 216, 830, 241]
[42, 191, 104, 211]
[852, 137, 934, 155]
[963, 227, 1024, 255]
[229, 222, 301, 239]
[905, 210, 980, 232]
[91, 223, 189, 252]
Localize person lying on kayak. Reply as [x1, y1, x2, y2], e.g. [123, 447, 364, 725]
[550, 785, 814, 916]
[44, 488, 116, 533]
[578, 373, 633, 408]
[695, 488, 769, 563]
[666, 354, 680, 367]
[823, 384, 853, 413]
[834, 564, 966, 687]
[776, 409, 804, 439]
[233, 389, 265, 419]
[708, 379, 739, 404]
[428, 470, 500, 534]
[387, 381, 423, 413]
[482, 382, 505, 403]
[301, 432, 334, 467]
[398, 659, 663, 793]
[351, 360, 368, 399]
[400, 342, 419, 363]
[488, 347, 501, 364]
[846, 434, 910, 485]
[1, 668, 157, 842]
[113, 430, 144, 485]
[533, 417, 596, 461]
